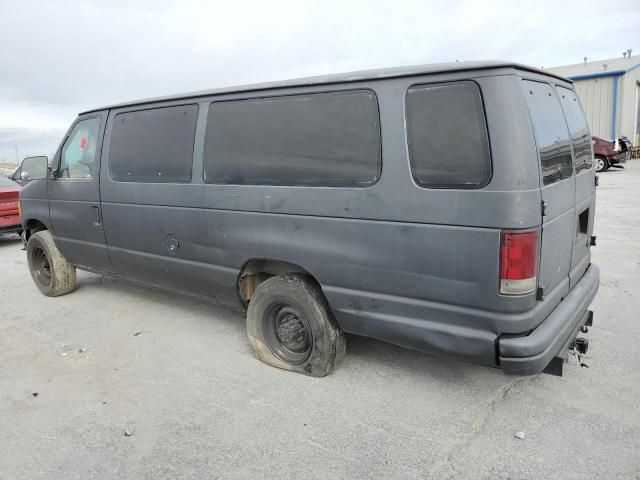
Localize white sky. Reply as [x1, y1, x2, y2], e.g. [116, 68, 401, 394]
[0, 0, 638, 161]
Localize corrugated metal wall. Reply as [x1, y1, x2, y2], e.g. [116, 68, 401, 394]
[574, 77, 614, 139]
[635, 83, 639, 145]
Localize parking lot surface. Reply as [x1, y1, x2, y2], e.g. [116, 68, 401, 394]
[1, 163, 639, 480]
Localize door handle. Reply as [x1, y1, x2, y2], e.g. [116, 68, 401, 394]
[92, 205, 102, 226]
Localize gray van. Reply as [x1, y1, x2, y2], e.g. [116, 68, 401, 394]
[18, 61, 599, 377]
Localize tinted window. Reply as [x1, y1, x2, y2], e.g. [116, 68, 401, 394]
[109, 105, 198, 183]
[203, 90, 381, 187]
[61, 117, 101, 179]
[556, 86, 593, 173]
[406, 81, 491, 189]
[522, 81, 573, 185]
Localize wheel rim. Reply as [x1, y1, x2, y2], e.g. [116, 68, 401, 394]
[596, 158, 605, 172]
[263, 302, 312, 364]
[31, 247, 52, 288]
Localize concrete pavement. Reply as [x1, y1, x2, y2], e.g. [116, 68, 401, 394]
[1, 163, 639, 479]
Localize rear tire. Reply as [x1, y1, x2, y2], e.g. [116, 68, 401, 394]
[247, 273, 346, 377]
[26, 231, 76, 297]
[595, 156, 609, 172]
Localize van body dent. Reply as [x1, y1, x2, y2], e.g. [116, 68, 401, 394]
[19, 61, 599, 376]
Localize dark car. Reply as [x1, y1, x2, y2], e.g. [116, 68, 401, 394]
[18, 61, 599, 377]
[0, 176, 22, 235]
[593, 136, 633, 172]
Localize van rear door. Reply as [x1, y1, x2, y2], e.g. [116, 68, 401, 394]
[522, 80, 575, 300]
[556, 86, 596, 287]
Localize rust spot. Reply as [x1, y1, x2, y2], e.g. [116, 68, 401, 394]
[239, 272, 272, 301]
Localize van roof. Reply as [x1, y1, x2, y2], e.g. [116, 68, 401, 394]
[80, 60, 571, 114]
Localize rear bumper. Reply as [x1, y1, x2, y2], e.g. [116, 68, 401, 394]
[608, 151, 631, 164]
[499, 264, 599, 375]
[0, 214, 22, 234]
[619, 151, 631, 163]
[0, 226, 22, 234]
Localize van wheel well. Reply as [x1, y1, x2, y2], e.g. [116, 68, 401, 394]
[24, 219, 47, 241]
[238, 259, 314, 304]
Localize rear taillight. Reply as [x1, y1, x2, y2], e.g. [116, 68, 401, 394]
[499, 228, 540, 295]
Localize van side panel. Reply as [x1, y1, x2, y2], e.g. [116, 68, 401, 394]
[99, 203, 506, 365]
[96, 71, 552, 367]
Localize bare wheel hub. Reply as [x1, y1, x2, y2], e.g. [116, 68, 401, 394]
[276, 313, 307, 347]
[264, 304, 312, 364]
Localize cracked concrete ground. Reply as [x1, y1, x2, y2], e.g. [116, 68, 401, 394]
[1, 163, 639, 480]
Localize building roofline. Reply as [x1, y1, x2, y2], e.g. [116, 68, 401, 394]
[626, 62, 640, 74]
[79, 60, 570, 114]
[568, 70, 626, 81]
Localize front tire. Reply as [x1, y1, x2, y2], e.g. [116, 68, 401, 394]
[26, 231, 76, 297]
[595, 156, 609, 172]
[247, 273, 346, 377]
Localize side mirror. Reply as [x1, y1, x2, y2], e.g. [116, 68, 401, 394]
[20, 156, 49, 182]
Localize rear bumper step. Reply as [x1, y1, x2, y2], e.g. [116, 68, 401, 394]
[499, 264, 599, 376]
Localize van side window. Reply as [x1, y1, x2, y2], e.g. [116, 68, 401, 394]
[522, 81, 573, 185]
[203, 90, 381, 187]
[406, 81, 491, 189]
[60, 117, 101, 179]
[109, 105, 198, 183]
[556, 86, 593, 173]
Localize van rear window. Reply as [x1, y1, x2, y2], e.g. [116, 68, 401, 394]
[556, 86, 593, 174]
[406, 81, 491, 189]
[109, 105, 198, 183]
[203, 90, 381, 187]
[522, 81, 573, 185]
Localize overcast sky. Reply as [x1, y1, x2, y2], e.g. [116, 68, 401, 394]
[0, 0, 638, 162]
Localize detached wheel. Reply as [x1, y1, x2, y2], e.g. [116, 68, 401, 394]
[26, 231, 76, 297]
[595, 156, 609, 172]
[247, 273, 346, 377]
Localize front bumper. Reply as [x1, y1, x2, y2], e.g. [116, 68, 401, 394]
[499, 264, 600, 375]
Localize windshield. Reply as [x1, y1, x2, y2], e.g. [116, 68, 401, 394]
[0, 176, 18, 187]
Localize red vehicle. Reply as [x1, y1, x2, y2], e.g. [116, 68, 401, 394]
[0, 176, 22, 235]
[593, 136, 632, 172]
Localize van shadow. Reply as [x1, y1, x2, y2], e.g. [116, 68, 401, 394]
[75, 271, 247, 336]
[343, 333, 498, 382]
[74, 272, 499, 381]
